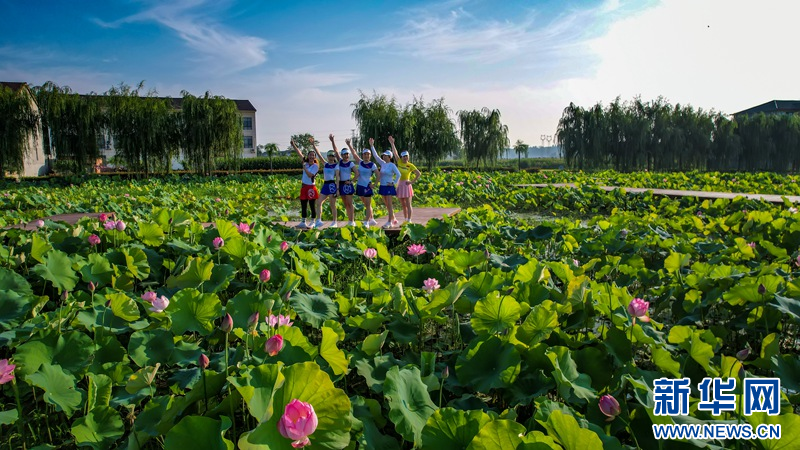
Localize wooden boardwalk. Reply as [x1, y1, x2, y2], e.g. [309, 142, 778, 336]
[10, 212, 112, 231]
[519, 183, 800, 204]
[278, 207, 461, 231]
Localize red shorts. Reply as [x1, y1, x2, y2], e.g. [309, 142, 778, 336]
[300, 184, 318, 200]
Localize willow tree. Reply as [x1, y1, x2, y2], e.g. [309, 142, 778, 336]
[105, 83, 180, 175]
[400, 97, 459, 170]
[351, 91, 403, 150]
[0, 84, 40, 175]
[459, 108, 509, 168]
[180, 91, 243, 174]
[32, 81, 103, 173]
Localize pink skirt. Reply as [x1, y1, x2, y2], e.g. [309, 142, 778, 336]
[396, 181, 413, 198]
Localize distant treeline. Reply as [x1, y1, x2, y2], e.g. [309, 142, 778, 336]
[557, 97, 800, 172]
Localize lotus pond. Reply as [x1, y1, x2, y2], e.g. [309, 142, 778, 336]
[0, 170, 799, 450]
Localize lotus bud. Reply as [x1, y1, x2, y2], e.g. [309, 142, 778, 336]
[220, 313, 233, 333]
[265, 334, 284, 356]
[198, 353, 210, 369]
[88, 281, 96, 292]
[758, 284, 766, 295]
[736, 348, 750, 361]
[260, 269, 271, 283]
[599, 395, 621, 421]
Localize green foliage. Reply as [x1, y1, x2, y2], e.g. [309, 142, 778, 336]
[180, 91, 243, 174]
[0, 83, 40, 175]
[459, 107, 509, 169]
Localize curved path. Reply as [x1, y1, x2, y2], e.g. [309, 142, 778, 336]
[518, 183, 800, 204]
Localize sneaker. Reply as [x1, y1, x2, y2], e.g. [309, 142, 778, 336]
[297, 221, 308, 229]
[347, 221, 356, 227]
[363, 220, 371, 227]
[308, 221, 316, 229]
[392, 219, 398, 226]
[330, 221, 339, 228]
[368, 219, 378, 226]
[382, 221, 392, 229]
[314, 219, 324, 228]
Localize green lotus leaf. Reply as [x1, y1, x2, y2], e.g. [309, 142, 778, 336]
[27, 363, 83, 417]
[125, 364, 160, 395]
[106, 247, 150, 280]
[71, 405, 124, 450]
[166, 256, 214, 289]
[442, 249, 487, 275]
[225, 289, 276, 330]
[746, 412, 800, 450]
[0, 287, 31, 329]
[460, 272, 507, 312]
[229, 363, 285, 423]
[0, 409, 18, 426]
[423, 278, 470, 316]
[539, 410, 603, 450]
[86, 373, 113, 410]
[351, 395, 401, 450]
[0, 266, 33, 296]
[421, 407, 492, 449]
[128, 329, 176, 368]
[137, 222, 165, 247]
[31, 232, 53, 263]
[164, 416, 233, 450]
[471, 291, 520, 335]
[79, 253, 115, 287]
[105, 291, 140, 322]
[290, 292, 338, 328]
[546, 347, 597, 404]
[361, 331, 388, 356]
[246, 361, 352, 450]
[271, 325, 319, 364]
[220, 237, 248, 262]
[319, 326, 350, 376]
[14, 330, 94, 378]
[169, 288, 222, 335]
[214, 220, 240, 242]
[203, 263, 235, 294]
[465, 419, 526, 450]
[456, 336, 521, 392]
[292, 246, 325, 292]
[517, 300, 559, 345]
[772, 295, 800, 323]
[354, 353, 400, 394]
[31, 249, 78, 292]
[383, 366, 437, 446]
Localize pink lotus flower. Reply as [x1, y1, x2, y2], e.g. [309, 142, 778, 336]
[213, 237, 224, 250]
[599, 395, 621, 421]
[363, 248, 377, 260]
[149, 295, 169, 313]
[280, 241, 290, 252]
[88, 234, 101, 246]
[748, 242, 756, 249]
[215, 197, 222, 202]
[198, 354, 210, 369]
[141, 291, 157, 303]
[99, 213, 108, 222]
[422, 278, 440, 294]
[124, 193, 130, 198]
[265, 334, 284, 356]
[627, 298, 650, 322]
[220, 313, 234, 333]
[267, 314, 293, 328]
[260, 269, 271, 283]
[237, 222, 252, 234]
[116, 221, 126, 231]
[790, 207, 798, 214]
[0, 359, 15, 385]
[277, 399, 318, 448]
[407, 244, 426, 257]
[35, 219, 45, 228]
[248, 312, 260, 330]
[104, 220, 116, 230]
[573, 259, 580, 266]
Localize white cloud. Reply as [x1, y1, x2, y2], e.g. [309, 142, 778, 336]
[93, 0, 269, 73]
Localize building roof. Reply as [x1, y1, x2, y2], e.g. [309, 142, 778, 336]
[0, 81, 28, 92]
[733, 100, 800, 117]
[168, 97, 256, 112]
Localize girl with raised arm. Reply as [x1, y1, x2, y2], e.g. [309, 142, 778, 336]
[346, 138, 378, 227]
[310, 136, 339, 228]
[331, 134, 357, 227]
[290, 139, 319, 229]
[388, 135, 422, 223]
[370, 138, 401, 228]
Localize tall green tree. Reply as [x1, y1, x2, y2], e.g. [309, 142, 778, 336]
[104, 82, 180, 175]
[0, 84, 40, 175]
[32, 81, 103, 174]
[180, 91, 243, 174]
[260, 143, 280, 170]
[351, 91, 403, 150]
[287, 134, 317, 154]
[513, 139, 528, 171]
[402, 97, 459, 170]
[459, 108, 509, 168]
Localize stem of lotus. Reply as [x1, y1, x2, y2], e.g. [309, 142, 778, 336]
[201, 368, 208, 414]
[12, 379, 25, 449]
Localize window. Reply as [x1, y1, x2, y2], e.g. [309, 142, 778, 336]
[243, 136, 253, 149]
[242, 117, 253, 130]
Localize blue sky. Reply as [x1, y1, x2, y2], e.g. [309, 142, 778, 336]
[2, 0, 799, 149]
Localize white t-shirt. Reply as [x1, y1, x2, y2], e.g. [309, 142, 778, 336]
[301, 163, 319, 185]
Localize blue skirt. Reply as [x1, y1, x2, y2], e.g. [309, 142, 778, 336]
[378, 184, 397, 196]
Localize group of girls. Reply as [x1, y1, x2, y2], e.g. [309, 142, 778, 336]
[290, 134, 421, 229]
